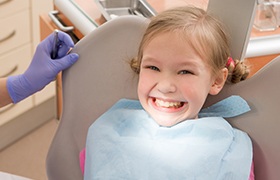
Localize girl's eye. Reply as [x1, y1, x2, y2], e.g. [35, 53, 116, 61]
[178, 70, 193, 75]
[147, 66, 160, 71]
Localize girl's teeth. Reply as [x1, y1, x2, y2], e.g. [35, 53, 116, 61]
[155, 99, 183, 108]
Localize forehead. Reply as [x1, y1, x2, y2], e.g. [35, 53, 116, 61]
[145, 29, 208, 56]
[142, 32, 207, 65]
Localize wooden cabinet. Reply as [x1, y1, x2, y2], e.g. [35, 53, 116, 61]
[0, 0, 33, 126]
[0, 45, 33, 125]
[0, 0, 29, 18]
[0, 0, 54, 150]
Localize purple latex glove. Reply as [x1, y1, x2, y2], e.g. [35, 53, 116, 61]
[7, 30, 79, 103]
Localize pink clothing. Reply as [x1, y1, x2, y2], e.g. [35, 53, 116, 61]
[79, 148, 86, 175]
[79, 148, 255, 179]
[249, 162, 255, 180]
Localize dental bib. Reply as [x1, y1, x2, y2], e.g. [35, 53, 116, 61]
[84, 96, 252, 180]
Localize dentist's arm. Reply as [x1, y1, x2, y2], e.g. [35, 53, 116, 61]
[0, 78, 11, 107]
[0, 30, 79, 108]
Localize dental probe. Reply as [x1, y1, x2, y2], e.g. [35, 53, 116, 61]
[51, 29, 59, 59]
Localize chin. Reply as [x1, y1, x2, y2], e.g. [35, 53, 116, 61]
[150, 113, 198, 127]
[153, 117, 182, 127]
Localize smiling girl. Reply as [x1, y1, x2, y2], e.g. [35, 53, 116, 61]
[131, 6, 248, 127]
[82, 6, 253, 180]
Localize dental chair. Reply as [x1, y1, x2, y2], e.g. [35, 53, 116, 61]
[46, 7, 280, 180]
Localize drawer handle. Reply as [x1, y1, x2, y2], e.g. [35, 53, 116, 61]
[0, 30, 16, 43]
[48, 10, 74, 32]
[0, 104, 15, 114]
[0, 65, 18, 78]
[0, 0, 12, 6]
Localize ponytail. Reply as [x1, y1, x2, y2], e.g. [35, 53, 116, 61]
[226, 59, 249, 83]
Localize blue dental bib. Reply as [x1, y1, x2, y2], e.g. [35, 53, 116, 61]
[84, 96, 252, 180]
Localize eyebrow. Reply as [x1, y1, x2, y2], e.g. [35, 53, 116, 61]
[142, 55, 204, 69]
[175, 59, 203, 69]
[141, 56, 158, 64]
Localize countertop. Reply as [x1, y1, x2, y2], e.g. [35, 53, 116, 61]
[73, 0, 280, 36]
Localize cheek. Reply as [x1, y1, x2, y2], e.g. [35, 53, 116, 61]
[179, 79, 210, 103]
[137, 72, 150, 97]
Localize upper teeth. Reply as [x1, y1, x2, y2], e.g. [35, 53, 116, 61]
[155, 99, 182, 108]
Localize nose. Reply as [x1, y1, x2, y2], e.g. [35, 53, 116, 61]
[156, 76, 177, 94]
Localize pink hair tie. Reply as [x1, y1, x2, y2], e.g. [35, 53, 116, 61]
[226, 57, 235, 69]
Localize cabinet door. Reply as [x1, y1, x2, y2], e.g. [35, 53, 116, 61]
[0, 9, 31, 55]
[0, 0, 29, 18]
[0, 44, 33, 124]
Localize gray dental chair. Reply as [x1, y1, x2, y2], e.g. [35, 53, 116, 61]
[46, 1, 280, 180]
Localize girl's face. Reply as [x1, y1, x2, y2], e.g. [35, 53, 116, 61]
[138, 32, 226, 127]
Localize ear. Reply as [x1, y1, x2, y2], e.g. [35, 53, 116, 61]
[209, 68, 228, 95]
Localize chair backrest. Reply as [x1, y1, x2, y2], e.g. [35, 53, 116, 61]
[203, 59, 280, 180]
[207, 0, 256, 60]
[46, 16, 147, 180]
[46, 16, 280, 180]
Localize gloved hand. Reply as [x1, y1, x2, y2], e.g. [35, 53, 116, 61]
[7, 30, 79, 103]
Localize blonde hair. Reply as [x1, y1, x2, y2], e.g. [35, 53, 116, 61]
[130, 6, 249, 83]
